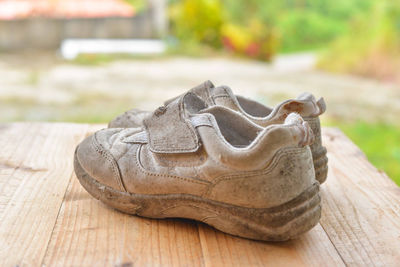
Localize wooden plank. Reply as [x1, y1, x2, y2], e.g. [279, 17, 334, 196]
[0, 123, 88, 266]
[0, 123, 40, 217]
[42, 126, 205, 267]
[320, 128, 400, 266]
[197, 223, 344, 267]
[42, 170, 205, 266]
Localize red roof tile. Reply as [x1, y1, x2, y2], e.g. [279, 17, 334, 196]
[0, 0, 135, 20]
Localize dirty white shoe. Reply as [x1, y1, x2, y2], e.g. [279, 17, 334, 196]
[109, 81, 328, 184]
[75, 92, 320, 241]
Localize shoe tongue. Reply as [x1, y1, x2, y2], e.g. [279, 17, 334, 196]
[143, 92, 206, 154]
[210, 85, 242, 112]
[164, 80, 215, 106]
[188, 80, 215, 105]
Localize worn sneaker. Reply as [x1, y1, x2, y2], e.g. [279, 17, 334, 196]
[74, 92, 320, 241]
[108, 81, 328, 184]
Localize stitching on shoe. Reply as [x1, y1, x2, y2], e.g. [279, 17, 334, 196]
[156, 153, 207, 166]
[208, 120, 299, 152]
[212, 94, 230, 99]
[215, 148, 308, 181]
[134, 144, 210, 185]
[203, 147, 310, 197]
[92, 134, 127, 192]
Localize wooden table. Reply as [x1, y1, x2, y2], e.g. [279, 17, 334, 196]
[0, 123, 399, 266]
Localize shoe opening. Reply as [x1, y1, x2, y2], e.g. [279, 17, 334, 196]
[201, 106, 263, 148]
[236, 95, 273, 117]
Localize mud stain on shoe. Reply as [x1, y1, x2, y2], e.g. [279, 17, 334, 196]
[283, 102, 304, 112]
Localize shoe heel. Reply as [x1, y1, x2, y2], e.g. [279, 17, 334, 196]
[200, 183, 321, 241]
[305, 116, 328, 184]
[313, 146, 328, 183]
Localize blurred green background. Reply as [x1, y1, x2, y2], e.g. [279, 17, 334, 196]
[168, 0, 399, 74]
[0, 0, 399, 184]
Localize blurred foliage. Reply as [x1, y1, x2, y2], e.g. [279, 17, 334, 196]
[71, 53, 165, 65]
[168, 0, 376, 59]
[326, 120, 400, 185]
[278, 11, 344, 52]
[318, 0, 400, 82]
[221, 21, 279, 60]
[222, 0, 373, 52]
[169, 0, 224, 49]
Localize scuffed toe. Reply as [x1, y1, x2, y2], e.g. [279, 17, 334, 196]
[75, 129, 126, 192]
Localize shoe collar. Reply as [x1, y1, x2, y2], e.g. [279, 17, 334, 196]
[211, 86, 326, 126]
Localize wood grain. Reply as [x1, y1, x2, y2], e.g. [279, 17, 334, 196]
[320, 128, 400, 267]
[42, 172, 205, 267]
[1, 123, 399, 266]
[198, 222, 344, 267]
[0, 123, 40, 217]
[0, 123, 88, 266]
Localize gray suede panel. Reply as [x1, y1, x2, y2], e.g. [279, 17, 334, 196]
[143, 93, 207, 154]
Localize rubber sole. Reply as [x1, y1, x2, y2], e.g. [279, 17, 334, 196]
[74, 154, 321, 242]
[311, 146, 328, 184]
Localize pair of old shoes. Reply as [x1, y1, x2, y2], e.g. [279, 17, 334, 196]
[74, 80, 328, 241]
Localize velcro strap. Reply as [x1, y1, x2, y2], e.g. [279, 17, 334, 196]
[190, 115, 213, 128]
[143, 94, 200, 154]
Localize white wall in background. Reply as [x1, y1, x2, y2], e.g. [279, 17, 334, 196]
[60, 39, 166, 59]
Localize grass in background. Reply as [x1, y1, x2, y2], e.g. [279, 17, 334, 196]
[318, 0, 400, 82]
[325, 120, 400, 185]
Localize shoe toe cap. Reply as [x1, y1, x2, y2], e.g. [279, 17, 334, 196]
[75, 130, 126, 192]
